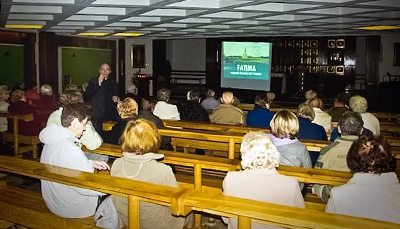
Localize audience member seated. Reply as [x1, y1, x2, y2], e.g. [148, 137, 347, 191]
[222, 131, 305, 229]
[326, 135, 400, 224]
[296, 103, 327, 166]
[298, 89, 317, 108]
[153, 88, 180, 120]
[24, 80, 41, 107]
[124, 84, 141, 109]
[329, 125, 373, 142]
[47, 89, 105, 161]
[313, 111, 364, 203]
[40, 103, 110, 218]
[246, 93, 274, 128]
[268, 110, 312, 194]
[7, 89, 42, 136]
[111, 119, 193, 228]
[0, 85, 10, 132]
[309, 97, 332, 132]
[38, 84, 58, 109]
[328, 92, 350, 122]
[201, 89, 220, 110]
[349, 95, 380, 136]
[110, 97, 139, 145]
[36, 84, 59, 124]
[210, 91, 244, 125]
[130, 97, 173, 150]
[180, 89, 210, 122]
[266, 91, 279, 108]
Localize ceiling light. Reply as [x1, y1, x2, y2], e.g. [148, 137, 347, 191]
[78, 32, 109, 36]
[112, 32, 144, 37]
[355, 25, 400, 30]
[5, 24, 44, 29]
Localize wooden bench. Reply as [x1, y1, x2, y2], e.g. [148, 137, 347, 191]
[84, 144, 353, 211]
[162, 119, 270, 134]
[0, 112, 41, 159]
[0, 155, 188, 229]
[0, 184, 100, 229]
[1, 156, 397, 229]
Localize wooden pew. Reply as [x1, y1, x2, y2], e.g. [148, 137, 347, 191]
[84, 144, 353, 211]
[0, 112, 41, 159]
[0, 156, 397, 229]
[0, 155, 188, 229]
[159, 128, 243, 159]
[162, 119, 270, 134]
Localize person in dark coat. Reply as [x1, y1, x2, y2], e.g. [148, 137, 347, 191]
[137, 97, 172, 150]
[85, 63, 120, 137]
[180, 89, 210, 122]
[109, 97, 138, 145]
[296, 103, 327, 166]
[246, 93, 274, 128]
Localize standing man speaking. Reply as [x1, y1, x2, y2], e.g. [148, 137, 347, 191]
[85, 62, 120, 138]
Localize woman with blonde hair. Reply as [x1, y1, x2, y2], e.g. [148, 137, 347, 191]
[223, 131, 305, 229]
[269, 110, 312, 193]
[111, 119, 192, 228]
[109, 97, 139, 144]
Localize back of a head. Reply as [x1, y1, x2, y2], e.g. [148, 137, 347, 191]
[266, 91, 276, 101]
[297, 103, 315, 121]
[304, 90, 317, 100]
[10, 90, 25, 103]
[120, 118, 161, 155]
[206, 89, 215, 98]
[240, 131, 280, 170]
[61, 103, 89, 128]
[142, 96, 157, 112]
[59, 89, 83, 107]
[309, 97, 324, 109]
[141, 97, 157, 111]
[335, 92, 350, 106]
[187, 89, 200, 101]
[25, 80, 37, 90]
[127, 85, 137, 95]
[349, 95, 368, 113]
[157, 88, 170, 102]
[40, 84, 53, 96]
[270, 110, 299, 139]
[254, 93, 268, 108]
[338, 111, 364, 135]
[117, 97, 138, 119]
[221, 91, 234, 105]
[347, 135, 395, 174]
[0, 85, 10, 100]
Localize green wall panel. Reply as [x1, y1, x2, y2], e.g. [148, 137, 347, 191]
[61, 47, 112, 88]
[0, 44, 24, 88]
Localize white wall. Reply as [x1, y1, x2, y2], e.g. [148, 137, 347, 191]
[166, 39, 206, 71]
[379, 34, 400, 81]
[125, 38, 153, 88]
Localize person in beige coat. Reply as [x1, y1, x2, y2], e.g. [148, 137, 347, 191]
[210, 91, 244, 125]
[110, 119, 192, 229]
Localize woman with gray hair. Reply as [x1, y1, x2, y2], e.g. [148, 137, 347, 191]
[222, 131, 305, 229]
[349, 95, 380, 135]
